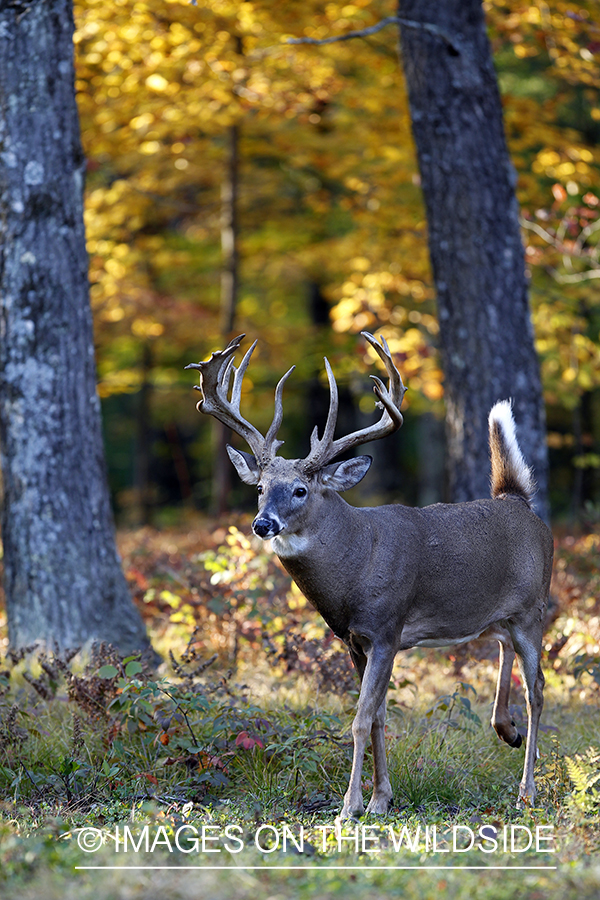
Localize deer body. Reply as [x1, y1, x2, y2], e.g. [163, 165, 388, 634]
[275, 497, 550, 653]
[187, 333, 553, 817]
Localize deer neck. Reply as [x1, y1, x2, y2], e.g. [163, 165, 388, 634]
[271, 492, 367, 636]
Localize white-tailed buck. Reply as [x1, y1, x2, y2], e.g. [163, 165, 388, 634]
[186, 333, 553, 817]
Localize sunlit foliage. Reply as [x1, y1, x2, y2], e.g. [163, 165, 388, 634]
[71, 0, 600, 511]
[73, 1, 434, 405]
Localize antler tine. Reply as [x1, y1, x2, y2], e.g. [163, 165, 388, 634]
[264, 365, 295, 459]
[305, 357, 340, 470]
[185, 334, 266, 460]
[219, 355, 237, 402]
[229, 339, 258, 411]
[184, 333, 245, 374]
[362, 331, 407, 427]
[321, 358, 340, 446]
[303, 332, 406, 473]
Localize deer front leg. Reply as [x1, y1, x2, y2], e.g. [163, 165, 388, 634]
[349, 647, 393, 816]
[341, 642, 395, 819]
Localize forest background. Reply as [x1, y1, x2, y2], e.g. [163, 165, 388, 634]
[2, 3, 600, 897]
[73, 0, 600, 524]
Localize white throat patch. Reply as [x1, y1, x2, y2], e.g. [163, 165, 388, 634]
[271, 533, 310, 558]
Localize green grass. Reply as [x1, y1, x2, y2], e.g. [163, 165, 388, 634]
[0, 647, 596, 899]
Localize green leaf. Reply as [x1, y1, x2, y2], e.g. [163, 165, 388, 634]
[125, 660, 144, 677]
[97, 664, 119, 679]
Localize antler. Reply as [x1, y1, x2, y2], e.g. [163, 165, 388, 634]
[302, 331, 407, 474]
[185, 334, 294, 466]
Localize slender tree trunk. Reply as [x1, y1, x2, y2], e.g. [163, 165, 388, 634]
[398, 0, 549, 521]
[220, 123, 240, 337]
[213, 123, 240, 514]
[0, 0, 153, 655]
[165, 421, 192, 503]
[134, 342, 154, 526]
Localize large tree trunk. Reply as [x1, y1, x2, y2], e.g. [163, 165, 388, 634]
[398, 0, 549, 521]
[0, 0, 153, 655]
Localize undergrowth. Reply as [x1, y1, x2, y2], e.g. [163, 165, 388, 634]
[0, 523, 600, 895]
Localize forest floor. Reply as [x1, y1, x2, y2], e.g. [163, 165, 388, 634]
[1, 516, 600, 898]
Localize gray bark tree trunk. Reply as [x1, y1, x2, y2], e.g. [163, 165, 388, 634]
[398, 0, 549, 522]
[0, 0, 153, 655]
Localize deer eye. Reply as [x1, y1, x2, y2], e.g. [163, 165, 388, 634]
[257, 485, 264, 495]
[294, 486, 307, 498]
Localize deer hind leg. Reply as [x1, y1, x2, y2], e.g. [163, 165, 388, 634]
[490, 628, 522, 748]
[507, 617, 545, 807]
[366, 694, 393, 815]
[341, 643, 395, 819]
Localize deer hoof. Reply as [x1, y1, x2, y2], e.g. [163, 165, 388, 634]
[336, 809, 363, 824]
[338, 797, 364, 820]
[366, 794, 392, 816]
[516, 791, 534, 810]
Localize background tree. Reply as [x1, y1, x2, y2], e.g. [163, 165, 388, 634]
[398, 0, 549, 519]
[0, 0, 152, 654]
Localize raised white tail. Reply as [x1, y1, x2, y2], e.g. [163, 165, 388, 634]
[489, 400, 536, 504]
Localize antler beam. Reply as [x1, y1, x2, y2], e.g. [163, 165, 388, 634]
[302, 332, 406, 473]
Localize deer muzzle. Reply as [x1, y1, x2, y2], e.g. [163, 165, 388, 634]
[252, 515, 283, 540]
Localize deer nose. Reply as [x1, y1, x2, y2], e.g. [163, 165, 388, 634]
[252, 516, 282, 539]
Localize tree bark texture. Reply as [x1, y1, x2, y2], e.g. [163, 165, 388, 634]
[0, 0, 152, 654]
[398, 0, 549, 521]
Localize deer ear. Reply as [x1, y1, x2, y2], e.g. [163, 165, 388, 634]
[321, 455, 372, 492]
[226, 445, 261, 485]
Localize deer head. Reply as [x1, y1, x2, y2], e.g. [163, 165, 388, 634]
[185, 333, 407, 542]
